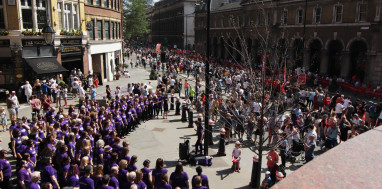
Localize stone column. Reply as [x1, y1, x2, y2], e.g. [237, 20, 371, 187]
[87, 47, 93, 74]
[320, 49, 328, 75]
[32, 0, 38, 31]
[304, 48, 310, 71]
[340, 51, 351, 79]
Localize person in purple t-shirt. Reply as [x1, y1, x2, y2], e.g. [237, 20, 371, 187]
[18, 160, 31, 189]
[67, 164, 80, 188]
[109, 166, 119, 189]
[157, 172, 172, 189]
[192, 176, 208, 189]
[191, 166, 209, 188]
[98, 174, 114, 189]
[135, 170, 147, 189]
[79, 165, 95, 189]
[141, 159, 153, 189]
[169, 162, 189, 189]
[127, 155, 138, 172]
[0, 150, 12, 188]
[40, 156, 59, 189]
[152, 158, 168, 189]
[29, 171, 41, 189]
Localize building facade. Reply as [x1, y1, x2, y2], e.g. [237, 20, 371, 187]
[151, 0, 195, 50]
[0, 0, 122, 91]
[195, 0, 382, 85]
[85, 0, 123, 83]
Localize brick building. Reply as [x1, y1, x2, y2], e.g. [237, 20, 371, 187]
[195, 0, 382, 85]
[85, 0, 123, 83]
[151, 0, 196, 50]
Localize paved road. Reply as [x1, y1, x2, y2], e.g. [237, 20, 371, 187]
[0, 53, 307, 188]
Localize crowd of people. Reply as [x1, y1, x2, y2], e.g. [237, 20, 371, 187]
[0, 43, 381, 189]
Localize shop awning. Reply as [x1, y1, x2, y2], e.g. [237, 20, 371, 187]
[25, 57, 68, 74]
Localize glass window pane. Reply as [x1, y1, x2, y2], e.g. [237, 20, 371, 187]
[40, 46, 53, 56]
[97, 21, 102, 39]
[105, 21, 109, 39]
[96, 0, 100, 6]
[89, 20, 94, 40]
[0, 9, 4, 29]
[37, 10, 47, 29]
[22, 9, 33, 29]
[22, 47, 38, 58]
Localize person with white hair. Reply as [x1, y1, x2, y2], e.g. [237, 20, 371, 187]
[29, 171, 41, 189]
[20, 81, 33, 102]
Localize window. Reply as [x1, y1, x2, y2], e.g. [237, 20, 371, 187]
[117, 22, 120, 39]
[255, 12, 261, 26]
[358, 3, 368, 22]
[21, 0, 33, 29]
[228, 16, 232, 27]
[247, 16, 251, 27]
[36, 0, 47, 29]
[112, 22, 115, 39]
[266, 12, 271, 25]
[296, 9, 303, 24]
[313, 7, 321, 24]
[97, 20, 103, 40]
[110, 0, 113, 9]
[89, 20, 94, 40]
[105, 21, 110, 39]
[221, 18, 224, 27]
[87, 0, 92, 5]
[334, 5, 343, 23]
[64, 4, 72, 29]
[73, 5, 78, 29]
[281, 9, 288, 25]
[104, 0, 108, 8]
[57, 3, 63, 29]
[0, 0, 4, 28]
[115, 0, 118, 10]
[96, 0, 101, 6]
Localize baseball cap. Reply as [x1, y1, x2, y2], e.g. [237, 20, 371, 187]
[266, 171, 271, 175]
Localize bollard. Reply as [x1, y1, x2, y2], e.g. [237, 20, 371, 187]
[181, 102, 187, 122]
[217, 128, 226, 156]
[170, 94, 175, 110]
[188, 107, 194, 127]
[175, 98, 181, 115]
[249, 155, 259, 187]
[208, 119, 214, 145]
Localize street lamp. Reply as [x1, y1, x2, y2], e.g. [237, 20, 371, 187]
[42, 24, 55, 44]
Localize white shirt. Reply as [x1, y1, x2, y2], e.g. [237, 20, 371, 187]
[233, 147, 241, 158]
[21, 84, 33, 95]
[157, 77, 162, 85]
[226, 78, 232, 85]
[335, 103, 343, 113]
[79, 87, 85, 98]
[252, 102, 261, 113]
[343, 99, 350, 108]
[72, 81, 79, 89]
[51, 83, 58, 93]
[11, 95, 18, 108]
[170, 79, 175, 86]
[243, 81, 248, 89]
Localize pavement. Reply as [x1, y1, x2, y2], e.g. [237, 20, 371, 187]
[0, 53, 309, 188]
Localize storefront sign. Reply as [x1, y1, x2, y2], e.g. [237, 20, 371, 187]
[61, 38, 82, 45]
[22, 39, 46, 47]
[62, 46, 82, 54]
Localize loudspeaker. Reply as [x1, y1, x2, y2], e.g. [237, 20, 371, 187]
[179, 140, 189, 160]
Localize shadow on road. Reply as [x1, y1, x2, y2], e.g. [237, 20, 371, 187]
[216, 168, 233, 180]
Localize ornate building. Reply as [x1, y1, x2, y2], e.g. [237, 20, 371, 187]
[195, 0, 382, 85]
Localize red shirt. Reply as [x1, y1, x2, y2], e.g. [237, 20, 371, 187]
[267, 151, 279, 168]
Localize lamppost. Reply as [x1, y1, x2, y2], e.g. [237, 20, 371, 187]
[42, 0, 55, 45]
[203, 0, 211, 156]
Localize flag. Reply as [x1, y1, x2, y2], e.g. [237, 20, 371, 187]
[262, 54, 266, 72]
[284, 57, 287, 82]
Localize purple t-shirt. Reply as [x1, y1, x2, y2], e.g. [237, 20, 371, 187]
[192, 174, 208, 187]
[40, 165, 58, 188]
[97, 186, 114, 189]
[109, 176, 119, 189]
[141, 167, 151, 187]
[127, 164, 138, 172]
[18, 168, 31, 186]
[29, 182, 40, 189]
[79, 176, 95, 189]
[170, 172, 189, 189]
[152, 168, 168, 188]
[193, 186, 208, 189]
[136, 181, 147, 189]
[157, 182, 172, 189]
[0, 159, 12, 178]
